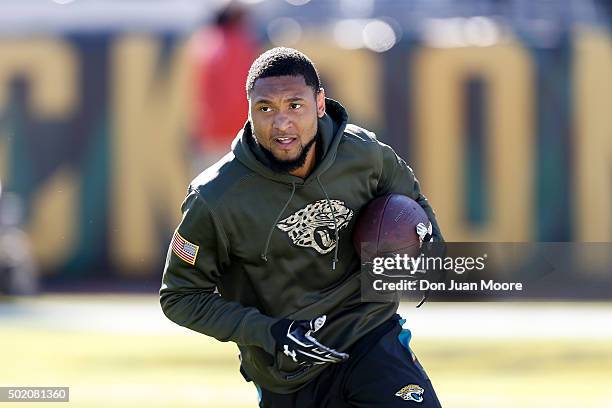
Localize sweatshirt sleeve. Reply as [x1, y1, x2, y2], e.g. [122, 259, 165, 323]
[160, 189, 277, 355]
[376, 142, 444, 242]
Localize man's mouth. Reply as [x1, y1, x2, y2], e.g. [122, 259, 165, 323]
[274, 136, 298, 148]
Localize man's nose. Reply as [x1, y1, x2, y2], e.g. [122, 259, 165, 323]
[273, 113, 291, 132]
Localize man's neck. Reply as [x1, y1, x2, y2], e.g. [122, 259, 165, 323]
[289, 140, 318, 179]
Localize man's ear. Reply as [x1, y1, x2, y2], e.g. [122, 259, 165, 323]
[316, 88, 326, 118]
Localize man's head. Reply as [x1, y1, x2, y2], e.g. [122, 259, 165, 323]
[246, 47, 325, 176]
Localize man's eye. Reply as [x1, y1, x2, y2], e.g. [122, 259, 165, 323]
[259, 106, 272, 112]
[290, 103, 302, 110]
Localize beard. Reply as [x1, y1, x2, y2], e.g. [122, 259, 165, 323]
[259, 133, 318, 174]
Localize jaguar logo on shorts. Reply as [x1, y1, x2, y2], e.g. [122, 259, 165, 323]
[277, 199, 353, 254]
[395, 384, 424, 403]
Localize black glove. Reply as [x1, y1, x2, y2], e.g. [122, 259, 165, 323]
[271, 315, 349, 365]
[415, 221, 446, 308]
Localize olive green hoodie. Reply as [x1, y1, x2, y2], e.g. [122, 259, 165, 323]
[160, 98, 442, 393]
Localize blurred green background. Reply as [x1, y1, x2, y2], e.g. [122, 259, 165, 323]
[0, 0, 610, 281]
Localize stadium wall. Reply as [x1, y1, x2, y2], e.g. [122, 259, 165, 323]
[0, 29, 610, 279]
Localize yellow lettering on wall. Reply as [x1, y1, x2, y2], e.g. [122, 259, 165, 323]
[413, 43, 534, 241]
[27, 169, 77, 272]
[295, 34, 382, 130]
[0, 39, 77, 117]
[111, 36, 190, 274]
[0, 39, 78, 272]
[574, 29, 612, 242]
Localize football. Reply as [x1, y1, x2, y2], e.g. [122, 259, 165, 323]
[353, 193, 430, 258]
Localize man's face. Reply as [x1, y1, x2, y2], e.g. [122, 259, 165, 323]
[249, 75, 325, 168]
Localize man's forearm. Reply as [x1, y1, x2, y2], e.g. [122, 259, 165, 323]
[160, 289, 277, 355]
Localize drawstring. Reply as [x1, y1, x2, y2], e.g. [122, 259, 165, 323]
[316, 176, 339, 270]
[260, 177, 340, 270]
[261, 182, 296, 262]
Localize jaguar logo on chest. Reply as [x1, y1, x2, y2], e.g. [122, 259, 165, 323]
[277, 199, 353, 254]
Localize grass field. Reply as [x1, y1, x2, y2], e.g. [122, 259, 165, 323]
[1, 295, 611, 407]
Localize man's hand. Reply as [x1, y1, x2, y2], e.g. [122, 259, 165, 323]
[271, 315, 349, 365]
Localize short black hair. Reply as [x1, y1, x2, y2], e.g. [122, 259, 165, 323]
[246, 47, 322, 98]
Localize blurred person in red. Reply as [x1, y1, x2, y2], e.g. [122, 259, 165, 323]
[189, 1, 259, 173]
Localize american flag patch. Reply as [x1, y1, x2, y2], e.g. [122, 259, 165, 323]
[171, 231, 199, 265]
